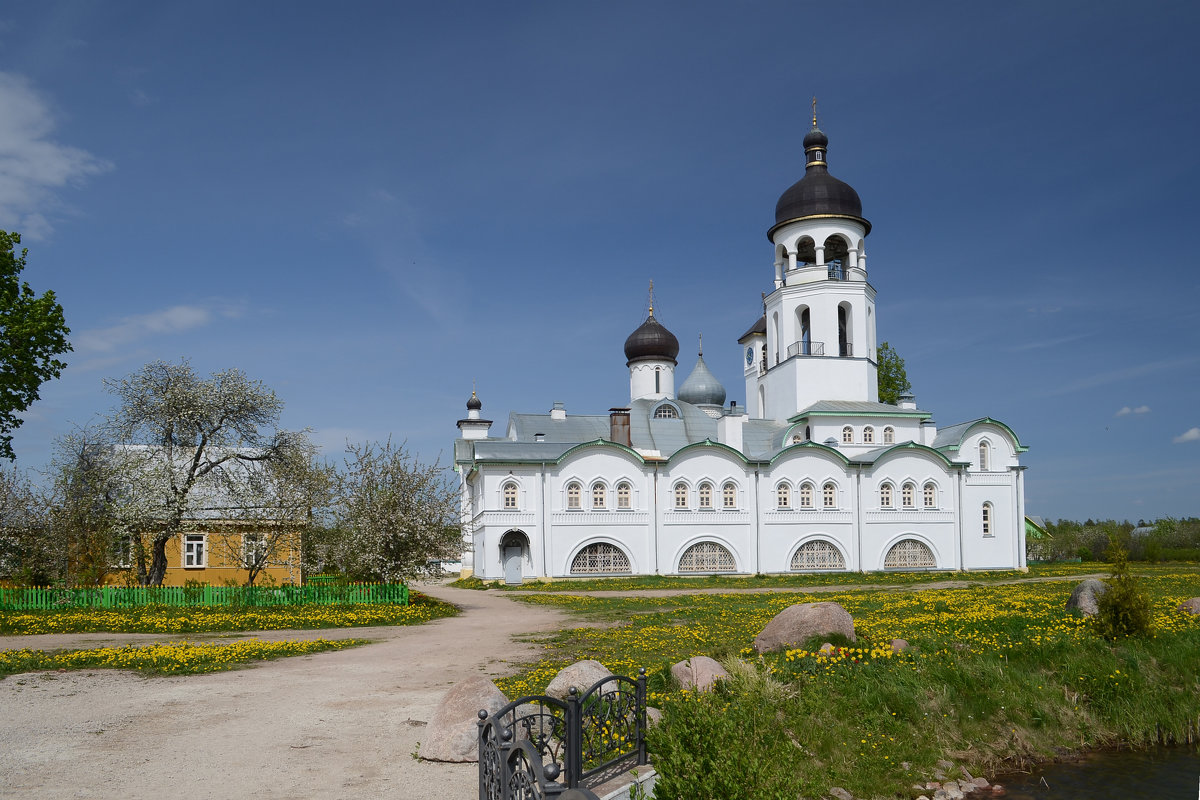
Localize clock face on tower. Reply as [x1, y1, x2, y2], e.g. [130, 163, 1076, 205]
[746, 346, 754, 366]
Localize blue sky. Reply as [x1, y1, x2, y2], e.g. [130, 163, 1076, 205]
[1, 1, 1197, 523]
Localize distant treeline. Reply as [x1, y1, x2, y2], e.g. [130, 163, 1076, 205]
[1030, 517, 1200, 562]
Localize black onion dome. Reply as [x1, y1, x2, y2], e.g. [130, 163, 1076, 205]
[624, 313, 679, 364]
[771, 123, 870, 236]
[466, 391, 482, 411]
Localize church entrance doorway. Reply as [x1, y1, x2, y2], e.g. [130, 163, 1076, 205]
[499, 530, 529, 585]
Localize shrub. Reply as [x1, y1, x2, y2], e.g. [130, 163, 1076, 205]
[1093, 540, 1152, 640]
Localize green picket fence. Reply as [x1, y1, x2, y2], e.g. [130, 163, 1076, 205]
[0, 582, 409, 611]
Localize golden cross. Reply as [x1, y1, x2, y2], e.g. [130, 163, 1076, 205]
[812, 96, 818, 127]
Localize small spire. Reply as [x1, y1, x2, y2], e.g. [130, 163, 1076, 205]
[698, 332, 703, 357]
[811, 96, 818, 127]
[647, 279, 655, 316]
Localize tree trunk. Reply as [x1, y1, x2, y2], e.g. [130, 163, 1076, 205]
[145, 536, 169, 586]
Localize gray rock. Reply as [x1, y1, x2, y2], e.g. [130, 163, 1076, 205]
[819, 642, 837, 655]
[545, 660, 616, 700]
[972, 777, 990, 788]
[646, 706, 663, 727]
[421, 676, 508, 762]
[1178, 597, 1200, 615]
[891, 638, 910, 652]
[670, 656, 729, 692]
[753, 602, 856, 654]
[1066, 579, 1109, 616]
[937, 759, 954, 769]
[829, 787, 854, 800]
[961, 766, 974, 780]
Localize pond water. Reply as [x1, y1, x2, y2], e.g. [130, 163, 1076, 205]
[993, 746, 1199, 799]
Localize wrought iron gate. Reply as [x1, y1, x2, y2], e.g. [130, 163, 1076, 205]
[478, 669, 648, 800]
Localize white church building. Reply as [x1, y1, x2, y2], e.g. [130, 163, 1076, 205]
[454, 117, 1028, 582]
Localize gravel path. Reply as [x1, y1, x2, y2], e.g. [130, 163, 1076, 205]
[0, 584, 575, 800]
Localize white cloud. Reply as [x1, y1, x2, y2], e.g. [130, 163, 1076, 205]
[1173, 428, 1200, 444]
[76, 303, 242, 355]
[0, 72, 112, 237]
[1134, 405, 1150, 414]
[1115, 405, 1151, 417]
[1115, 406, 1131, 416]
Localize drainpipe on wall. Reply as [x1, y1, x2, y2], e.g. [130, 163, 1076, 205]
[541, 465, 550, 577]
[854, 467, 864, 572]
[956, 467, 965, 571]
[652, 466, 659, 574]
[752, 468, 760, 574]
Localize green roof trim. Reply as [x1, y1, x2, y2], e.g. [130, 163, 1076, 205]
[858, 441, 960, 469]
[788, 409, 931, 423]
[554, 438, 648, 465]
[768, 440, 851, 466]
[936, 418, 1029, 454]
[667, 438, 753, 465]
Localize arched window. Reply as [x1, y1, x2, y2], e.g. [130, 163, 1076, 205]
[879, 482, 894, 509]
[902, 482, 915, 508]
[502, 481, 518, 509]
[655, 368, 661, 394]
[592, 482, 607, 509]
[678, 541, 736, 573]
[883, 426, 895, 444]
[571, 543, 631, 574]
[617, 482, 632, 509]
[722, 482, 737, 509]
[842, 426, 854, 444]
[863, 426, 874, 444]
[979, 440, 990, 471]
[792, 540, 845, 571]
[883, 539, 936, 569]
[673, 482, 689, 509]
[982, 503, 993, 537]
[776, 483, 791, 509]
[698, 482, 714, 509]
[799, 482, 814, 508]
[923, 482, 937, 509]
[566, 482, 581, 510]
[654, 404, 679, 419]
[823, 482, 837, 509]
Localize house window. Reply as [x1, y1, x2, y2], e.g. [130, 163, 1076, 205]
[823, 482, 837, 509]
[883, 426, 895, 444]
[923, 482, 937, 509]
[617, 482, 631, 509]
[592, 482, 607, 509]
[776, 483, 791, 509]
[979, 441, 990, 471]
[502, 481, 518, 509]
[678, 541, 737, 573]
[842, 426, 854, 444]
[110, 534, 134, 569]
[983, 503, 993, 537]
[570, 543, 632, 574]
[183, 534, 206, 568]
[654, 404, 678, 419]
[566, 482, 581, 510]
[674, 482, 688, 509]
[883, 539, 936, 569]
[879, 482, 894, 508]
[243, 532, 267, 568]
[792, 540, 845, 571]
[698, 482, 714, 509]
[863, 426, 874, 444]
[722, 482, 737, 509]
[799, 482, 814, 508]
[902, 482, 915, 508]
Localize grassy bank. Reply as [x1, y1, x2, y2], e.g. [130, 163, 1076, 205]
[0, 591, 457, 635]
[500, 572, 1200, 799]
[0, 638, 369, 678]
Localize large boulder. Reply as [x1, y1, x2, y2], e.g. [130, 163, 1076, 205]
[753, 601, 856, 654]
[545, 660, 616, 700]
[1178, 597, 1200, 615]
[421, 676, 508, 762]
[670, 656, 728, 692]
[1066, 579, 1109, 617]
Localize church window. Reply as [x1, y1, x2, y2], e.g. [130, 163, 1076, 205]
[571, 542, 631, 574]
[792, 540, 845, 571]
[799, 482, 814, 508]
[776, 483, 791, 509]
[673, 482, 689, 509]
[982, 503, 993, 537]
[884, 539, 936, 569]
[722, 482, 737, 509]
[502, 482, 518, 510]
[923, 482, 937, 509]
[678, 541, 736, 573]
[879, 482, 893, 509]
[883, 426, 895, 444]
[698, 482, 714, 509]
[617, 482, 631, 509]
[791, 434, 803, 444]
[592, 482, 607, 509]
[842, 426, 854, 443]
[863, 426, 874, 444]
[978, 441, 990, 471]
[566, 482, 581, 510]
[823, 482, 837, 509]
[654, 404, 678, 419]
[655, 368, 661, 394]
[902, 482, 915, 508]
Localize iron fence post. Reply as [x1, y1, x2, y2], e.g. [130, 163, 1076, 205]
[636, 667, 647, 766]
[566, 687, 582, 788]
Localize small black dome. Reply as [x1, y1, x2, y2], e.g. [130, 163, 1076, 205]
[624, 313, 679, 364]
[466, 391, 482, 411]
[802, 125, 828, 149]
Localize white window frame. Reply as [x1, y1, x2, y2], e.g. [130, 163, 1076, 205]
[883, 426, 895, 444]
[799, 482, 814, 508]
[566, 482, 582, 510]
[616, 482, 632, 510]
[842, 426, 854, 444]
[502, 481, 519, 510]
[823, 482, 837, 509]
[592, 482, 607, 509]
[776, 482, 791, 509]
[673, 482, 689, 509]
[982, 502, 994, 537]
[979, 440, 991, 471]
[863, 426, 874, 444]
[923, 482, 937, 509]
[902, 482, 915, 509]
[879, 482, 894, 509]
[183, 533, 206, 568]
[242, 532, 267, 569]
[722, 481, 737, 509]
[698, 482, 714, 510]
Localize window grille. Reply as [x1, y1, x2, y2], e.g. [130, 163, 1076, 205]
[570, 543, 631, 574]
[883, 539, 936, 569]
[654, 405, 679, 419]
[791, 540, 845, 570]
[678, 541, 736, 572]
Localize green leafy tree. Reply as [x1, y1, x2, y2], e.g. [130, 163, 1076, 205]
[875, 341, 911, 405]
[0, 464, 56, 584]
[0, 231, 72, 460]
[1093, 538, 1152, 639]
